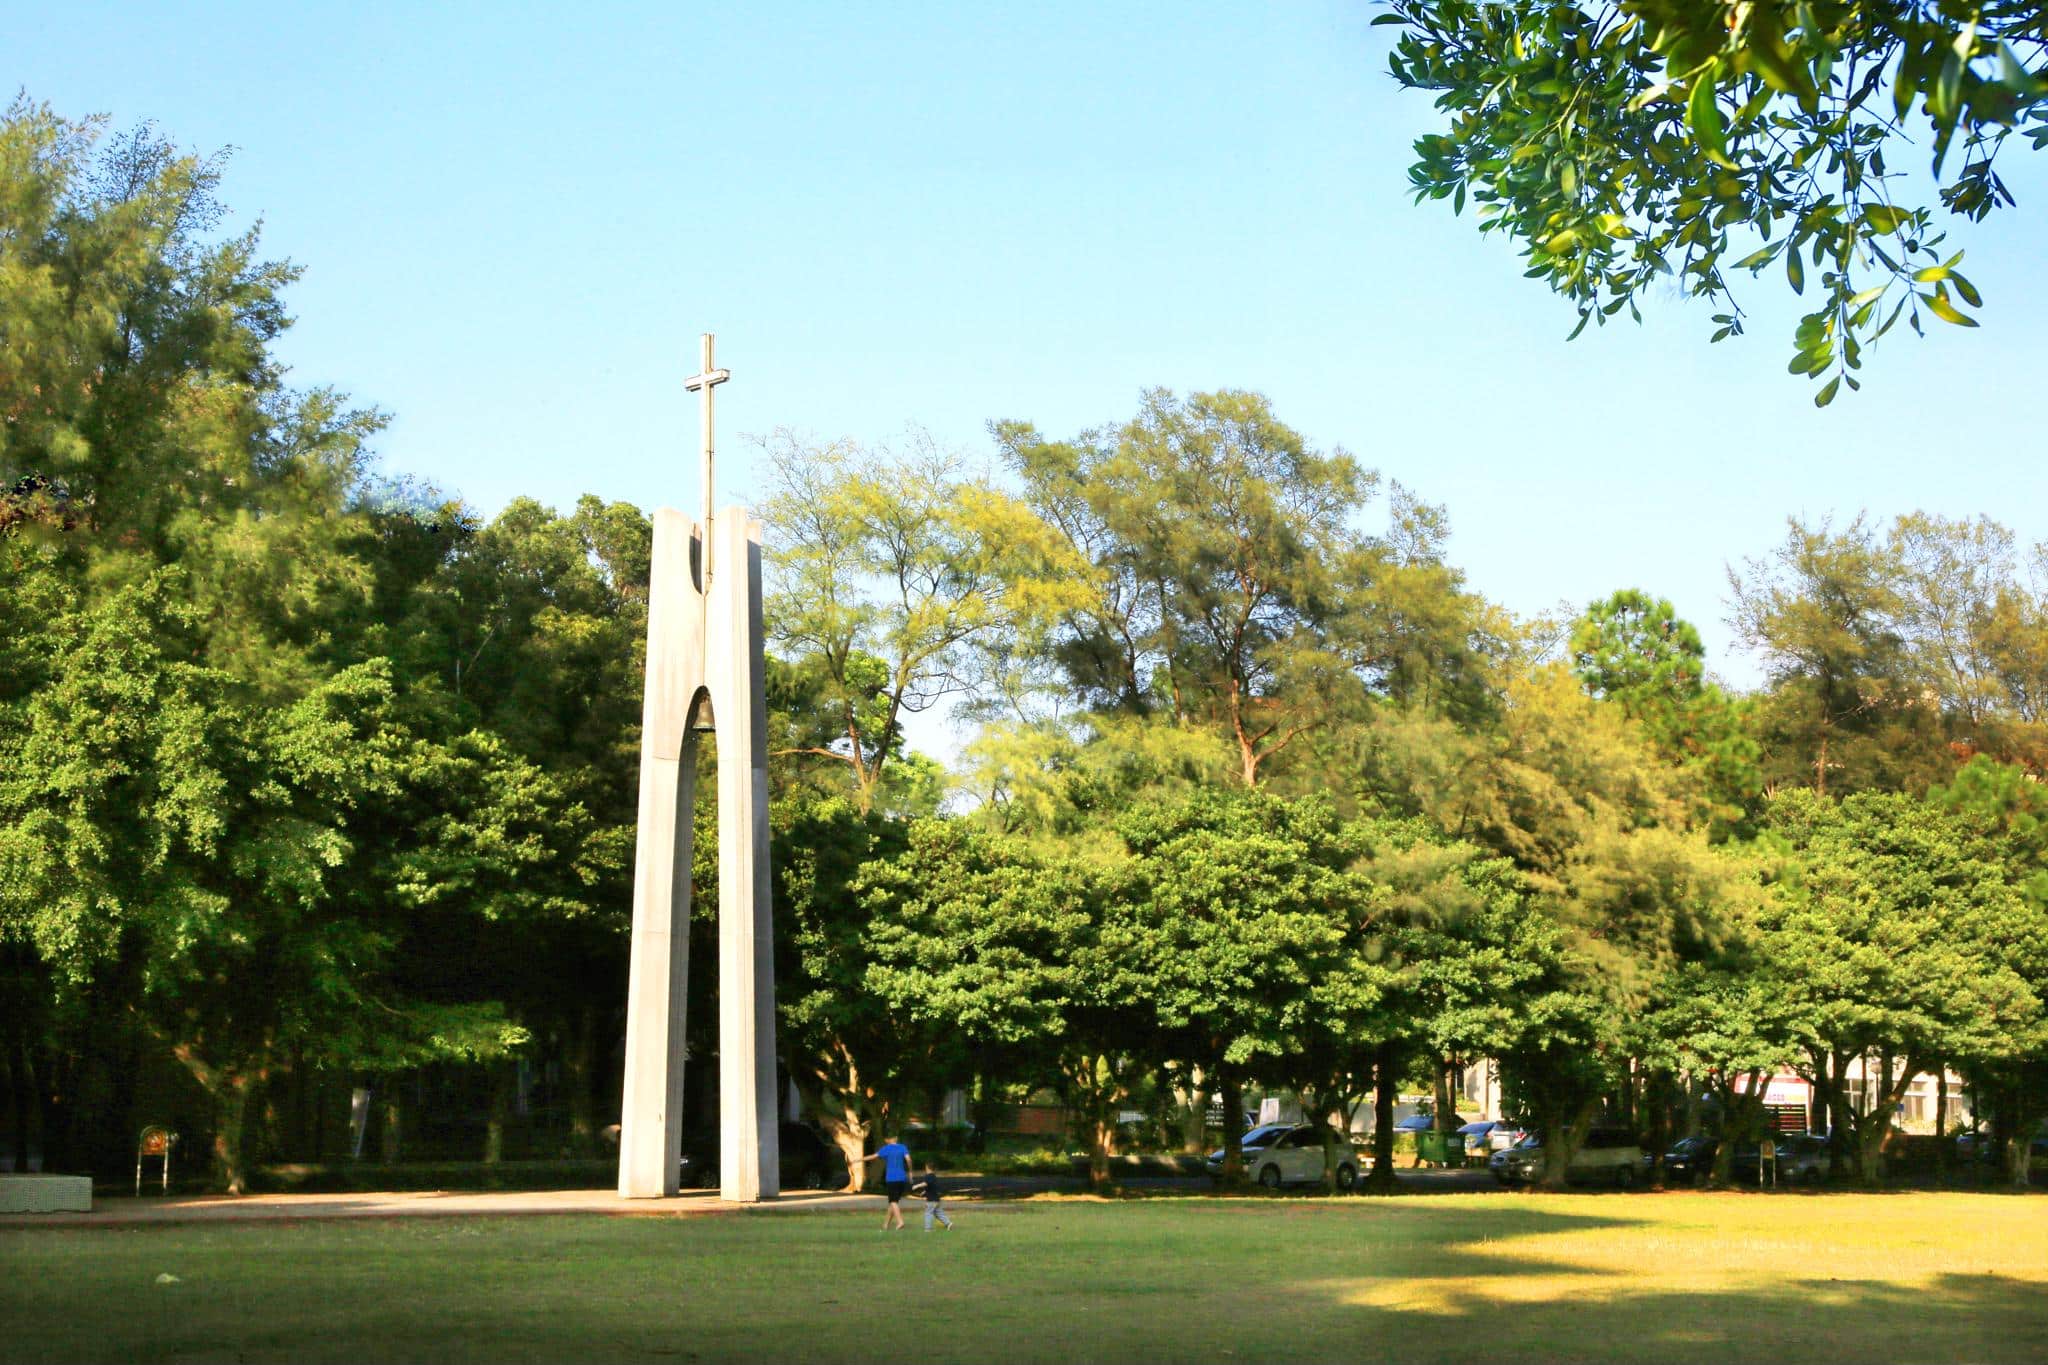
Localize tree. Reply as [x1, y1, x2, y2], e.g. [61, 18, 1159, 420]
[0, 576, 529, 1190]
[1110, 790, 1372, 1185]
[861, 823, 1111, 1177]
[0, 104, 387, 698]
[1001, 391, 1498, 789]
[759, 429, 1086, 813]
[1889, 513, 2048, 769]
[1572, 589, 1706, 704]
[1760, 786, 2043, 1182]
[1571, 589, 1761, 832]
[1730, 515, 1943, 794]
[1927, 756, 2048, 1186]
[1383, 0, 2047, 402]
[341, 489, 650, 1156]
[772, 794, 912, 1190]
[1647, 946, 1803, 1185]
[1731, 513, 2048, 794]
[1358, 825, 1535, 1189]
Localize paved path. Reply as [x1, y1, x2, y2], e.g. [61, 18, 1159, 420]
[1, 1166, 1497, 1229]
[0, 1187, 885, 1228]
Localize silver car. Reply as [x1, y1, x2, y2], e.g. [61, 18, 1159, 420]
[1491, 1128, 1645, 1188]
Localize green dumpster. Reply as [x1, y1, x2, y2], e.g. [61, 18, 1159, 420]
[1415, 1130, 1464, 1166]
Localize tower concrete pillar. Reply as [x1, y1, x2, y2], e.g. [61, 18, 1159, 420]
[617, 334, 778, 1203]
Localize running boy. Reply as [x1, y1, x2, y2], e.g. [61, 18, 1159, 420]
[917, 1164, 953, 1231]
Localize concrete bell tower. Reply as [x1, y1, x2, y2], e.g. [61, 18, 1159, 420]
[617, 334, 778, 1202]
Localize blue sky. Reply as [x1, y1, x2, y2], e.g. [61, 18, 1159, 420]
[16, 1, 2048, 713]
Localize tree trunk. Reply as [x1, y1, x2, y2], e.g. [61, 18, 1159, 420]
[1366, 1040, 1399, 1193]
[1067, 1053, 1120, 1189]
[166, 1035, 267, 1195]
[1710, 1070, 1767, 1187]
[380, 1093, 402, 1165]
[484, 1063, 511, 1164]
[827, 1108, 868, 1194]
[1999, 1085, 2032, 1190]
[8, 1035, 37, 1172]
[1644, 1069, 1671, 1188]
[1089, 1109, 1117, 1189]
[214, 1077, 254, 1196]
[565, 1009, 598, 1157]
[1934, 1067, 1950, 1183]
[1539, 1101, 1596, 1190]
[1433, 1057, 1455, 1131]
[1816, 1048, 1852, 1183]
[801, 1046, 879, 1192]
[1219, 1071, 1246, 1185]
[1179, 1064, 1208, 1154]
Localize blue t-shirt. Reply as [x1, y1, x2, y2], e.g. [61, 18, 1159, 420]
[878, 1141, 910, 1183]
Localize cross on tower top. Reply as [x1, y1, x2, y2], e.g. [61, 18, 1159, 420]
[683, 333, 729, 552]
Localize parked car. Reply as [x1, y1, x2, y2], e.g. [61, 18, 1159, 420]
[1775, 1133, 1832, 1185]
[1205, 1123, 1362, 1190]
[1491, 1134, 1542, 1185]
[1492, 1128, 1645, 1188]
[1460, 1119, 1528, 1155]
[1664, 1135, 1717, 1185]
[1665, 1132, 1829, 1186]
[1955, 1129, 2048, 1171]
[679, 1121, 847, 1191]
[1204, 1122, 1294, 1182]
[1393, 1111, 1468, 1132]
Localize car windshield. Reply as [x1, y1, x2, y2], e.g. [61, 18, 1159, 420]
[1459, 1121, 1493, 1135]
[1240, 1124, 1291, 1148]
[1513, 1134, 1542, 1150]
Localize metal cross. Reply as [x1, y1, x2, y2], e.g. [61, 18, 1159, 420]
[683, 333, 730, 567]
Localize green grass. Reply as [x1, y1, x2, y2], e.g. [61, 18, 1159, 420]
[6, 1192, 2044, 1363]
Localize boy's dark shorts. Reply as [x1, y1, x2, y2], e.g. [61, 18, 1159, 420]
[885, 1180, 910, 1202]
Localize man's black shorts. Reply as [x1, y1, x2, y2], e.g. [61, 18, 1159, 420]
[884, 1179, 910, 1202]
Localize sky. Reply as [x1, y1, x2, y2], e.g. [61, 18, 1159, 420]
[15, 1, 2048, 741]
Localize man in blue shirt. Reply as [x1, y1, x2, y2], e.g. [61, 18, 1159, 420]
[876, 1134, 911, 1230]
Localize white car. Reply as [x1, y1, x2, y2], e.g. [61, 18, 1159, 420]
[1206, 1124, 1362, 1190]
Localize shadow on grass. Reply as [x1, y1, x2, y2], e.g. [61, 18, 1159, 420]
[1270, 1204, 2048, 1364]
[1291, 1268, 2046, 1363]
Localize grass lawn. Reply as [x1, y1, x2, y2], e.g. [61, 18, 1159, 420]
[5, 1191, 2044, 1363]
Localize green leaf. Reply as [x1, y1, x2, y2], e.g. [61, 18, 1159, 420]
[1628, 81, 1674, 112]
[1950, 272, 1982, 307]
[1895, 42, 1922, 122]
[1934, 51, 1963, 124]
[1814, 376, 1841, 407]
[1567, 311, 1592, 341]
[1863, 204, 1908, 235]
[1787, 248, 1805, 294]
[1848, 285, 1886, 308]
[1923, 292, 1978, 327]
[1912, 266, 1949, 283]
[1687, 73, 1735, 168]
